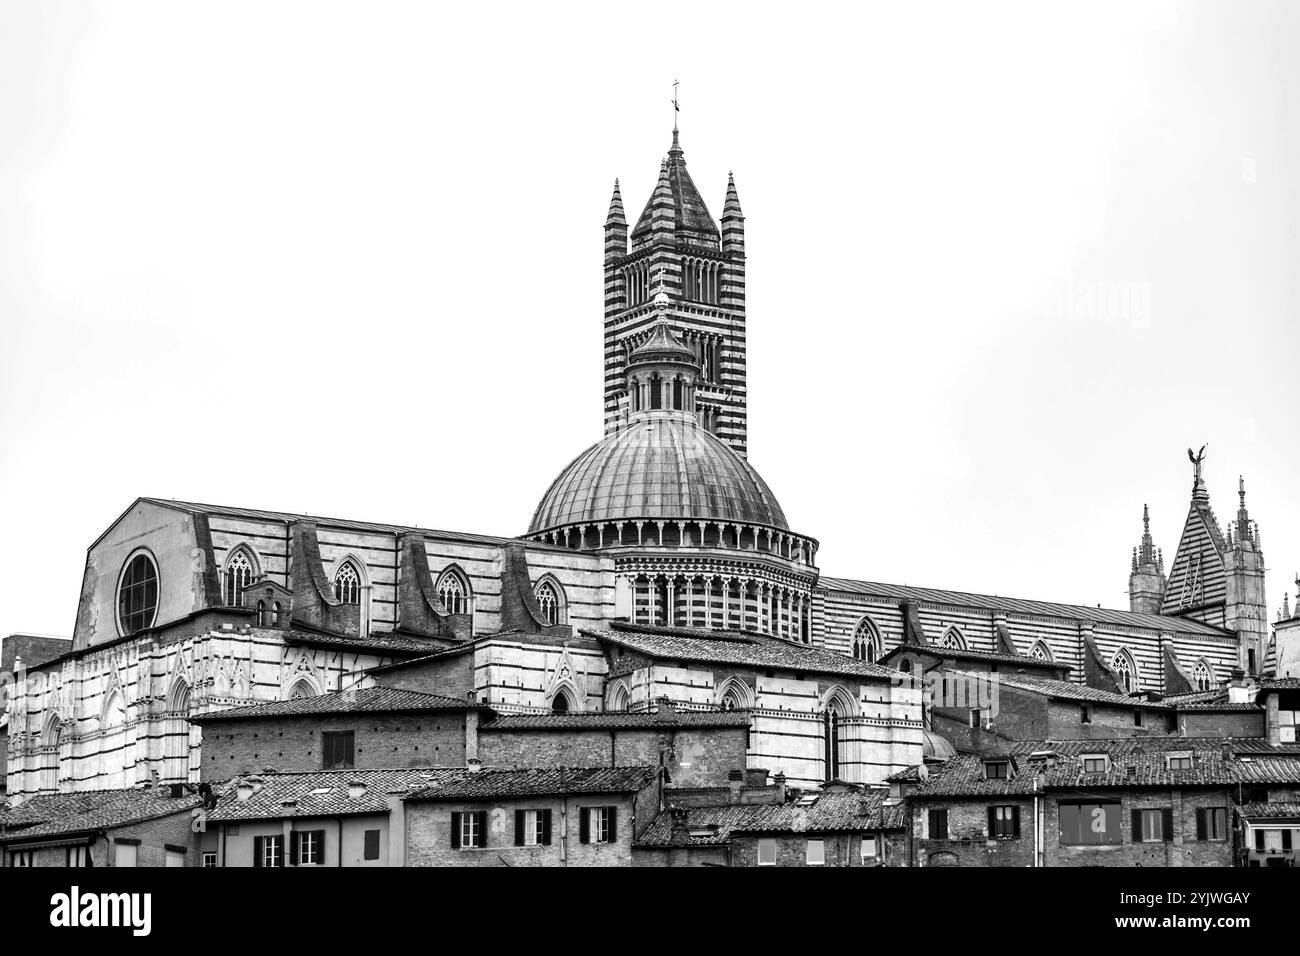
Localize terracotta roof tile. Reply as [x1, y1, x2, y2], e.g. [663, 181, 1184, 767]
[484, 711, 751, 731]
[190, 686, 483, 723]
[405, 766, 659, 801]
[0, 787, 205, 840]
[208, 768, 446, 821]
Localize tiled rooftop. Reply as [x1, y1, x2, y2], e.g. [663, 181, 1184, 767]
[207, 768, 449, 821]
[908, 737, 1300, 798]
[953, 670, 1168, 709]
[881, 644, 1067, 671]
[1238, 802, 1300, 821]
[583, 623, 897, 680]
[189, 686, 483, 723]
[484, 710, 752, 731]
[285, 629, 459, 656]
[820, 576, 1232, 636]
[406, 766, 659, 802]
[0, 787, 206, 840]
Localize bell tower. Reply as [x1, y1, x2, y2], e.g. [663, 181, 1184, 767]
[603, 127, 749, 457]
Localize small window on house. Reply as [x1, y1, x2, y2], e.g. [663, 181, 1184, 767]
[165, 848, 185, 868]
[927, 809, 949, 840]
[64, 846, 91, 867]
[114, 842, 138, 868]
[1195, 807, 1227, 842]
[1255, 829, 1266, 851]
[969, 708, 981, 729]
[989, 805, 1020, 839]
[806, 839, 825, 866]
[860, 837, 877, 863]
[451, 811, 488, 849]
[201, 851, 218, 868]
[515, 809, 553, 847]
[1080, 704, 1091, 724]
[1081, 755, 1109, 774]
[10, 851, 33, 867]
[1134, 709, 1143, 727]
[757, 838, 777, 866]
[984, 760, 1011, 780]
[1166, 753, 1194, 772]
[363, 829, 381, 860]
[253, 835, 283, 867]
[295, 829, 325, 865]
[1134, 808, 1172, 843]
[581, 806, 617, 845]
[322, 731, 355, 770]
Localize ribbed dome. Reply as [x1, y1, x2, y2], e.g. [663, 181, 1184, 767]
[529, 416, 789, 533]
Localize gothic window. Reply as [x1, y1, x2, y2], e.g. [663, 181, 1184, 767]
[1030, 640, 1053, 663]
[272, 601, 282, 626]
[436, 567, 471, 616]
[535, 578, 566, 626]
[1193, 659, 1214, 693]
[223, 549, 255, 606]
[117, 551, 159, 636]
[940, 627, 966, 651]
[650, 374, 662, 410]
[852, 616, 882, 662]
[334, 561, 361, 604]
[1112, 650, 1138, 693]
[256, 600, 267, 626]
[824, 697, 849, 782]
[551, 689, 572, 714]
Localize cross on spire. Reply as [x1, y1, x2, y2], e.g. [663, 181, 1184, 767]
[672, 79, 680, 132]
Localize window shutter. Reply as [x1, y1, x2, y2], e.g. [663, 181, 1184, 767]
[275, 837, 285, 868]
[1011, 806, 1021, 838]
[477, 811, 489, 848]
[450, 812, 462, 849]
[253, 837, 264, 868]
[542, 810, 552, 846]
[1131, 809, 1143, 842]
[1195, 808, 1207, 841]
[289, 831, 299, 866]
[515, 810, 525, 847]
[1284, 830, 1293, 851]
[987, 806, 996, 837]
[607, 807, 618, 843]
[579, 807, 590, 844]
[1161, 808, 1173, 842]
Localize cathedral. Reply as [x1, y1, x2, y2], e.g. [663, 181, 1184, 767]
[3, 122, 1280, 799]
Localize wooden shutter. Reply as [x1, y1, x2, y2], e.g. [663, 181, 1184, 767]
[253, 836, 264, 868]
[1131, 808, 1143, 842]
[607, 807, 618, 843]
[579, 807, 590, 844]
[1011, 806, 1021, 838]
[289, 831, 300, 866]
[450, 812, 462, 849]
[274, 836, 285, 868]
[515, 810, 526, 846]
[364, 829, 380, 860]
[1161, 808, 1173, 842]
[541, 810, 552, 846]
[476, 811, 488, 848]
[987, 806, 997, 837]
[1195, 808, 1207, 841]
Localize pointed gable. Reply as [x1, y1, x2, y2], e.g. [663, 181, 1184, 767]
[632, 131, 719, 246]
[1161, 498, 1228, 617]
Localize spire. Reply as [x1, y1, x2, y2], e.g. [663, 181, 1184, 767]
[1234, 475, 1257, 548]
[604, 179, 627, 261]
[605, 179, 625, 226]
[631, 133, 719, 245]
[1281, 589, 1292, 622]
[722, 172, 745, 257]
[1129, 502, 1166, 614]
[1137, 503, 1156, 566]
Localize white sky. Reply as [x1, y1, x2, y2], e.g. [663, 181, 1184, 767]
[1, 0, 1296, 640]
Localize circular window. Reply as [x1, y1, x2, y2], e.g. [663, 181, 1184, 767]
[117, 552, 159, 635]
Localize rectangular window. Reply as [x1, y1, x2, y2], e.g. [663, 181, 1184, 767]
[969, 708, 981, 728]
[989, 805, 1020, 839]
[927, 809, 948, 840]
[253, 835, 283, 868]
[461, 812, 482, 849]
[1058, 802, 1121, 845]
[65, 846, 91, 867]
[806, 839, 825, 866]
[296, 829, 324, 865]
[1196, 807, 1227, 842]
[584, 806, 616, 845]
[757, 838, 777, 866]
[115, 843, 138, 868]
[1166, 755, 1193, 771]
[363, 829, 381, 861]
[1082, 756, 1108, 774]
[1285, 830, 1294, 851]
[1080, 705, 1091, 724]
[515, 809, 553, 847]
[165, 849, 185, 868]
[984, 761, 1009, 780]
[860, 837, 877, 862]
[322, 731, 355, 770]
[1255, 829, 1266, 851]
[1134, 710, 1144, 727]
[201, 851, 218, 868]
[10, 851, 33, 867]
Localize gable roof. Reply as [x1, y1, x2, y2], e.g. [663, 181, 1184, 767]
[189, 686, 486, 724]
[0, 787, 205, 841]
[405, 766, 660, 802]
[207, 768, 447, 822]
[583, 622, 897, 681]
[879, 643, 1068, 672]
[1161, 498, 1228, 615]
[952, 669, 1168, 710]
[820, 577, 1230, 637]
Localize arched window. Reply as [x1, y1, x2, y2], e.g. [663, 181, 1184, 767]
[650, 374, 662, 410]
[436, 567, 471, 616]
[289, 678, 317, 699]
[608, 681, 629, 712]
[535, 578, 566, 626]
[334, 561, 361, 604]
[40, 716, 62, 793]
[852, 616, 882, 662]
[1030, 640, 1053, 663]
[717, 677, 752, 711]
[1112, 650, 1138, 693]
[672, 377, 684, 410]
[256, 600, 267, 626]
[223, 548, 256, 606]
[1193, 659, 1214, 693]
[272, 601, 282, 626]
[117, 551, 159, 636]
[940, 627, 966, 651]
[551, 689, 573, 714]
[825, 700, 845, 781]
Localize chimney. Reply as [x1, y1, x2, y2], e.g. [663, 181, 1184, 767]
[465, 708, 480, 765]
[1221, 741, 1234, 762]
[728, 769, 744, 804]
[654, 697, 677, 722]
[773, 771, 787, 804]
[347, 780, 367, 800]
[466, 757, 482, 774]
[669, 805, 690, 847]
[1228, 667, 1255, 704]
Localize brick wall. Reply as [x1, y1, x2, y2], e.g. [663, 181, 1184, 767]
[913, 798, 1035, 867]
[200, 714, 468, 778]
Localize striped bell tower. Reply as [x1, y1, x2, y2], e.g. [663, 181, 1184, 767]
[602, 128, 749, 457]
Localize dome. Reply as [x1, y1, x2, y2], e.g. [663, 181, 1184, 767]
[529, 416, 789, 534]
[629, 320, 698, 368]
[922, 730, 957, 762]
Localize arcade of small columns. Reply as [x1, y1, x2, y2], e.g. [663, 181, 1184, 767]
[625, 570, 814, 643]
[528, 520, 818, 567]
